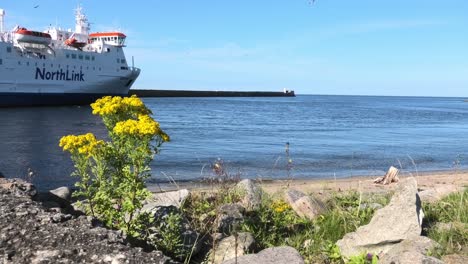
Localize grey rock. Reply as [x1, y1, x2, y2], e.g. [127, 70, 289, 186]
[336, 177, 424, 257]
[215, 203, 245, 234]
[0, 178, 37, 197]
[143, 189, 190, 210]
[209, 232, 255, 264]
[361, 202, 383, 210]
[419, 185, 462, 203]
[222, 246, 304, 264]
[379, 236, 442, 264]
[435, 221, 466, 233]
[0, 180, 173, 263]
[49, 186, 72, 201]
[235, 179, 263, 211]
[284, 189, 325, 220]
[442, 254, 468, 264]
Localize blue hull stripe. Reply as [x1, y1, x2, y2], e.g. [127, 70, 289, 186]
[0, 93, 128, 107]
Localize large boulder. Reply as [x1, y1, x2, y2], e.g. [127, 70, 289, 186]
[284, 189, 325, 220]
[235, 180, 263, 211]
[0, 184, 172, 263]
[215, 203, 245, 234]
[336, 177, 424, 258]
[208, 232, 255, 264]
[379, 236, 443, 264]
[222, 246, 304, 264]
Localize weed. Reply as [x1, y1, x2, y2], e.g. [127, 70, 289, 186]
[423, 189, 467, 257]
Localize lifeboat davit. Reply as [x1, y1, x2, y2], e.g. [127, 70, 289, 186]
[14, 28, 51, 45]
[64, 37, 87, 49]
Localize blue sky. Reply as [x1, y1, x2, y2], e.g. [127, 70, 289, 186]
[1, 0, 467, 96]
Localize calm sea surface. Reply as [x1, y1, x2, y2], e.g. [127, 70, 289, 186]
[1, 95, 468, 190]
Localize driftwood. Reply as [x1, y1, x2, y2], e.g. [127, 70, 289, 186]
[374, 166, 400, 185]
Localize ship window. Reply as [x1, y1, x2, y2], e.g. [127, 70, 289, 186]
[85, 55, 90, 60]
[6, 47, 11, 53]
[93, 66, 95, 70]
[121, 59, 126, 64]
[71, 54, 77, 59]
[66, 54, 70, 58]
[18, 61, 21, 65]
[78, 55, 83, 60]
[99, 67, 101, 71]
[0, 59, 2, 64]
[92, 56, 95, 61]
[106, 48, 110, 52]
[117, 58, 120, 63]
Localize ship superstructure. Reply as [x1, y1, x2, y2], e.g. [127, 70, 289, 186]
[0, 6, 140, 106]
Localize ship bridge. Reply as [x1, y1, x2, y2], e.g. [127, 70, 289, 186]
[89, 32, 126, 47]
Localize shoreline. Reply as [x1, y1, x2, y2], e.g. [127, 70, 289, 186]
[147, 169, 468, 194]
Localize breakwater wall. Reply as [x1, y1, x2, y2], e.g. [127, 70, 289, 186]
[128, 89, 295, 97]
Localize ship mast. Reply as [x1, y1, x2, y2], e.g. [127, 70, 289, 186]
[0, 9, 5, 33]
[74, 6, 90, 35]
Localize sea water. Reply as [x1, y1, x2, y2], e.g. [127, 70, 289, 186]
[1, 95, 467, 190]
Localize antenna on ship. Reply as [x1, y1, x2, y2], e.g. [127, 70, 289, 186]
[0, 9, 5, 33]
[75, 5, 90, 34]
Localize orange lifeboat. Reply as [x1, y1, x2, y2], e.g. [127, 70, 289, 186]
[64, 37, 87, 49]
[14, 27, 52, 45]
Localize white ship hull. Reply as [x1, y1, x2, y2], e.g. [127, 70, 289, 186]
[0, 7, 140, 106]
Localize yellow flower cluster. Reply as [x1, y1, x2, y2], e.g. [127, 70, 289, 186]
[59, 133, 104, 156]
[91, 95, 146, 116]
[272, 200, 291, 214]
[113, 114, 169, 140]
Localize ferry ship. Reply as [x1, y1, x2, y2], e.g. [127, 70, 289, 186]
[0, 7, 140, 106]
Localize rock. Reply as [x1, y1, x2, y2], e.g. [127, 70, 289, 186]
[442, 254, 468, 264]
[0, 184, 172, 263]
[435, 221, 466, 233]
[419, 185, 462, 203]
[222, 246, 304, 264]
[235, 179, 263, 211]
[284, 189, 325, 220]
[49, 187, 72, 201]
[0, 171, 5, 178]
[215, 203, 245, 234]
[379, 236, 442, 264]
[360, 202, 383, 210]
[209, 232, 255, 264]
[0, 178, 37, 197]
[144, 189, 190, 209]
[336, 177, 424, 258]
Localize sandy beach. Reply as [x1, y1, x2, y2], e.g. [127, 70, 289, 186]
[149, 169, 468, 196]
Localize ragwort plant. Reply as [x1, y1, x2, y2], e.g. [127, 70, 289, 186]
[59, 95, 169, 235]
